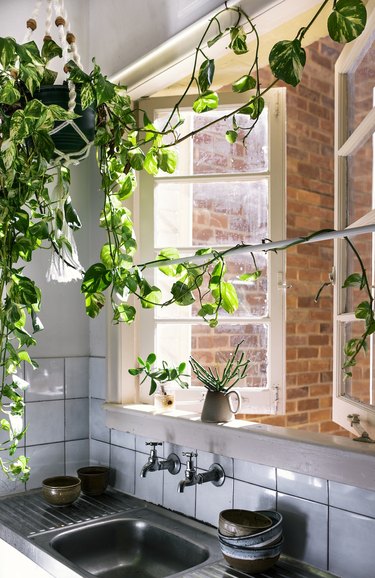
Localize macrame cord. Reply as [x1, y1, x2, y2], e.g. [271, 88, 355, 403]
[25, 0, 92, 282]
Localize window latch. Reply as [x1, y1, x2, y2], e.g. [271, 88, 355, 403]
[348, 414, 375, 443]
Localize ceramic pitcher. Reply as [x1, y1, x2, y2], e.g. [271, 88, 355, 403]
[201, 390, 241, 423]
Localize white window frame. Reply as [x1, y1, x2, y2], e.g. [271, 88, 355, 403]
[333, 0, 375, 436]
[134, 89, 286, 414]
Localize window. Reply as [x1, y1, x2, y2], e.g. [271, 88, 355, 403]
[333, 3, 375, 436]
[136, 90, 286, 414]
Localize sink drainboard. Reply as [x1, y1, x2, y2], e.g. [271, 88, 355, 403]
[0, 490, 140, 536]
[185, 559, 339, 578]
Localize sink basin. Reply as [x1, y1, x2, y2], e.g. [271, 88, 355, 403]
[50, 515, 210, 578]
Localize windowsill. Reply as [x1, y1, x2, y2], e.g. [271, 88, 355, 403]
[104, 402, 375, 491]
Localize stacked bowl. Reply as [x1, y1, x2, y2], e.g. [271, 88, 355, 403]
[218, 508, 283, 574]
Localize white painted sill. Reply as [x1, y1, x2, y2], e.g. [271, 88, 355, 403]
[104, 402, 375, 492]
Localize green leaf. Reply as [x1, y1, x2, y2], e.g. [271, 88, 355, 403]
[238, 271, 261, 281]
[269, 39, 306, 86]
[229, 26, 248, 55]
[328, 0, 367, 43]
[342, 273, 363, 288]
[207, 32, 223, 48]
[198, 58, 215, 93]
[158, 148, 178, 174]
[0, 37, 17, 68]
[93, 73, 115, 106]
[171, 281, 195, 306]
[128, 148, 145, 170]
[157, 248, 180, 276]
[100, 243, 116, 269]
[146, 353, 157, 365]
[81, 263, 112, 293]
[64, 197, 82, 230]
[198, 303, 217, 317]
[355, 301, 372, 320]
[239, 96, 265, 119]
[128, 367, 143, 376]
[144, 149, 159, 175]
[220, 282, 239, 314]
[232, 74, 256, 93]
[193, 91, 219, 113]
[117, 174, 135, 200]
[41, 38, 62, 62]
[225, 130, 238, 144]
[140, 280, 162, 308]
[114, 304, 136, 324]
[32, 131, 55, 161]
[0, 80, 20, 105]
[85, 292, 106, 318]
[80, 83, 95, 110]
[13, 210, 29, 234]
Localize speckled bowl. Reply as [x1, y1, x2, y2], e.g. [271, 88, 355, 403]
[42, 476, 81, 507]
[220, 535, 284, 574]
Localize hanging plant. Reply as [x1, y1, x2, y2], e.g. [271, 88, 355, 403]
[0, 0, 369, 480]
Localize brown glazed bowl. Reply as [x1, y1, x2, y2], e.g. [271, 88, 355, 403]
[77, 466, 110, 496]
[219, 509, 272, 537]
[42, 476, 81, 506]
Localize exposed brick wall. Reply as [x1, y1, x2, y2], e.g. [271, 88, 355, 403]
[240, 37, 346, 434]
[185, 36, 373, 435]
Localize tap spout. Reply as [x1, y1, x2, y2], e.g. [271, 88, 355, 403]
[140, 449, 181, 478]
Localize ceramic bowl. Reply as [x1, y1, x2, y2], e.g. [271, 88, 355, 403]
[42, 476, 81, 506]
[219, 508, 272, 537]
[218, 510, 283, 548]
[220, 535, 283, 574]
[77, 466, 110, 496]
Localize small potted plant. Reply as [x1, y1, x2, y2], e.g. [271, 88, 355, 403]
[189, 342, 251, 423]
[129, 353, 189, 410]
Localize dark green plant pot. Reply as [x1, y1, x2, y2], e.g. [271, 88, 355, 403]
[34, 84, 95, 157]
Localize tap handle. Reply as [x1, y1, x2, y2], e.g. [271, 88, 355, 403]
[146, 442, 162, 447]
[182, 451, 197, 458]
[182, 451, 197, 470]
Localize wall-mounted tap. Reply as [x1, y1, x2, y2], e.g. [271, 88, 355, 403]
[177, 451, 225, 493]
[140, 442, 181, 478]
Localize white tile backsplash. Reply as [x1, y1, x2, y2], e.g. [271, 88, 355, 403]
[25, 400, 65, 446]
[196, 471, 233, 526]
[25, 358, 64, 401]
[329, 480, 375, 518]
[89, 357, 106, 399]
[234, 458, 276, 489]
[135, 451, 163, 504]
[329, 507, 375, 578]
[111, 445, 136, 495]
[277, 469, 328, 504]
[278, 493, 328, 570]
[65, 439, 90, 475]
[90, 438, 110, 466]
[90, 398, 110, 442]
[65, 398, 90, 440]
[233, 479, 276, 511]
[26, 442, 65, 489]
[65, 357, 89, 398]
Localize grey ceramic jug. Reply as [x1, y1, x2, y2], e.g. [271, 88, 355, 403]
[201, 390, 241, 423]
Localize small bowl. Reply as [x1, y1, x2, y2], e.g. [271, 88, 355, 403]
[42, 476, 81, 507]
[218, 510, 283, 548]
[219, 508, 272, 537]
[77, 466, 110, 496]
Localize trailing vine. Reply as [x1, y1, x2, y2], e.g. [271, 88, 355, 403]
[0, 0, 369, 481]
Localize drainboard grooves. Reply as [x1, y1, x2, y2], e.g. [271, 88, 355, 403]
[0, 490, 140, 537]
[185, 560, 333, 578]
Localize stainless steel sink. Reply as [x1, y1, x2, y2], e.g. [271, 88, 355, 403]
[31, 504, 221, 578]
[50, 516, 209, 578]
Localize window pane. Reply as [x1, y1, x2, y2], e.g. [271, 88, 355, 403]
[348, 38, 375, 136]
[341, 321, 374, 406]
[155, 252, 268, 319]
[343, 232, 374, 313]
[156, 323, 268, 388]
[347, 135, 373, 227]
[155, 108, 269, 175]
[155, 180, 268, 247]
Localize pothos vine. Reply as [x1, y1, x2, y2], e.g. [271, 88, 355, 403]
[0, 0, 370, 481]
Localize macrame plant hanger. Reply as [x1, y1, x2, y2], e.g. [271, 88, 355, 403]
[25, 0, 93, 282]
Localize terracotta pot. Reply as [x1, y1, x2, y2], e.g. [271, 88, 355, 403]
[201, 390, 241, 423]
